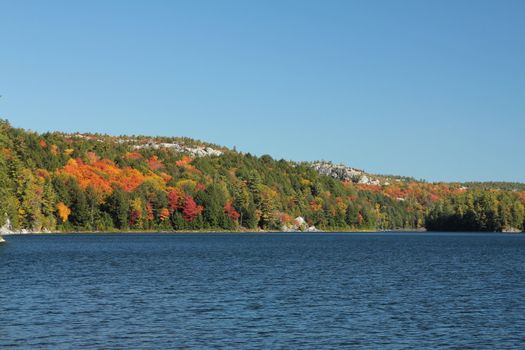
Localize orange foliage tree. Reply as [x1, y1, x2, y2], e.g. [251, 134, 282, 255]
[147, 155, 165, 170]
[176, 156, 193, 167]
[146, 202, 154, 221]
[56, 202, 71, 223]
[124, 152, 142, 160]
[518, 192, 525, 204]
[59, 156, 147, 198]
[159, 208, 170, 221]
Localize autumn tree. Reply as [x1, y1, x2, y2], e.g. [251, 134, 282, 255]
[182, 195, 203, 222]
[56, 202, 71, 223]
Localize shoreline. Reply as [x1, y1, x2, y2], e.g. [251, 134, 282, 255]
[1, 228, 521, 235]
[0, 228, 423, 235]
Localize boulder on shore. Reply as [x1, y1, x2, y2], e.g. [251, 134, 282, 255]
[501, 227, 522, 233]
[0, 217, 50, 235]
[281, 216, 321, 232]
[0, 217, 13, 235]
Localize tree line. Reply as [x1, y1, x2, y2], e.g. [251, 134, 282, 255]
[426, 190, 524, 232]
[0, 120, 523, 233]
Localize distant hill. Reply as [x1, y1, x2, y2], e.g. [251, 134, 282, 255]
[0, 119, 523, 233]
[461, 182, 525, 192]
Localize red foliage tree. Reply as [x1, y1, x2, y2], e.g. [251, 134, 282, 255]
[183, 195, 203, 222]
[129, 210, 141, 226]
[224, 200, 240, 221]
[167, 189, 182, 212]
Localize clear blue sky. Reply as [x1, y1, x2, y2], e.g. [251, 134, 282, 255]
[1, 0, 524, 182]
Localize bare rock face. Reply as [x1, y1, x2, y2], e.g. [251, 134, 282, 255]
[357, 175, 381, 186]
[309, 161, 381, 185]
[133, 142, 223, 157]
[0, 216, 50, 235]
[310, 161, 363, 181]
[0, 217, 13, 235]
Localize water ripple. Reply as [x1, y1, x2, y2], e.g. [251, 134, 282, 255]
[1, 232, 525, 349]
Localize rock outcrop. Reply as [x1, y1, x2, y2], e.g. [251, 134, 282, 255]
[281, 216, 320, 232]
[0, 217, 13, 235]
[0, 217, 50, 235]
[501, 227, 522, 233]
[133, 142, 223, 157]
[309, 161, 381, 185]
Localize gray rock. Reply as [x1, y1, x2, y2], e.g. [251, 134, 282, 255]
[133, 142, 223, 157]
[309, 161, 381, 185]
[281, 216, 320, 232]
[0, 217, 13, 235]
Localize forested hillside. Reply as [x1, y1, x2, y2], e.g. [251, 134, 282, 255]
[0, 120, 523, 233]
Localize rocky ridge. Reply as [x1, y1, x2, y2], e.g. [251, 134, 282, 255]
[309, 161, 381, 185]
[132, 142, 223, 157]
[71, 133, 224, 157]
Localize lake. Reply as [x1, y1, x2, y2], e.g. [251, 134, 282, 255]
[1, 232, 524, 349]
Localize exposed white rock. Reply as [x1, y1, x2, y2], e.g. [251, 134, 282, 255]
[281, 225, 294, 232]
[358, 175, 380, 186]
[309, 161, 381, 185]
[501, 227, 522, 233]
[0, 216, 50, 235]
[310, 161, 363, 182]
[294, 216, 306, 227]
[0, 217, 13, 235]
[281, 216, 319, 232]
[133, 142, 223, 157]
[306, 225, 320, 232]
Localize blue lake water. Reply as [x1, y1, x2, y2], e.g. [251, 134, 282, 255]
[1, 232, 525, 349]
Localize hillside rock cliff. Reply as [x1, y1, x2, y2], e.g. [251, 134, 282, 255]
[309, 161, 381, 185]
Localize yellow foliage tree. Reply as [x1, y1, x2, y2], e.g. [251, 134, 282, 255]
[56, 202, 71, 223]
